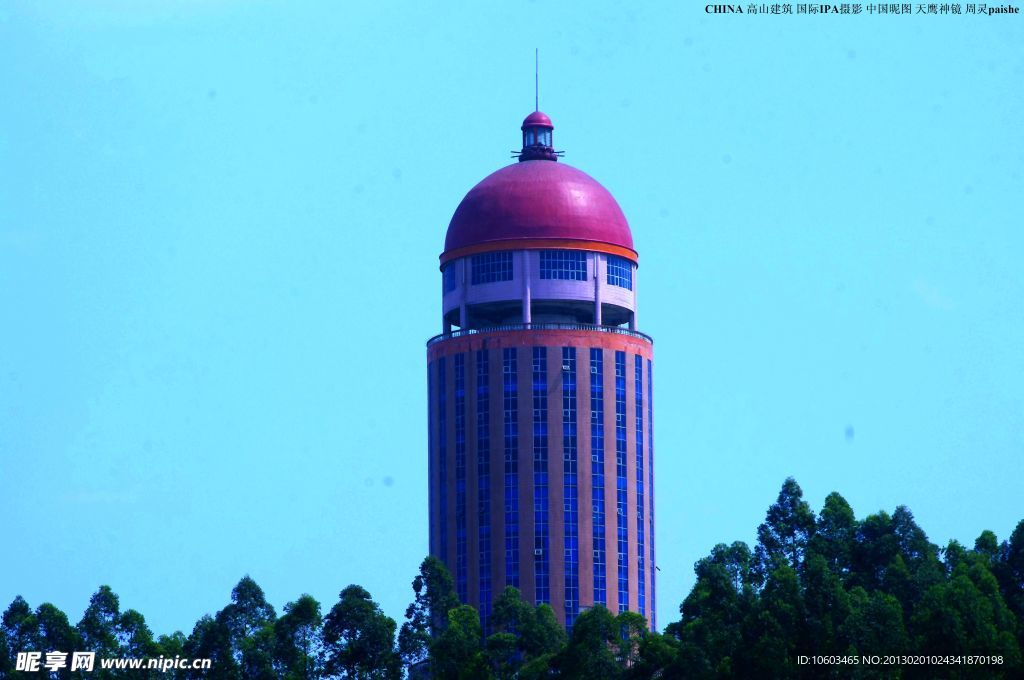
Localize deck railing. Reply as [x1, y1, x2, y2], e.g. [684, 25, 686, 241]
[427, 322, 653, 346]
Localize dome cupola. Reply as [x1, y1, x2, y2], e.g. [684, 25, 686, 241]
[519, 111, 557, 162]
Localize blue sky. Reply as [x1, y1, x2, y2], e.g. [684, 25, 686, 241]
[1, 1, 1021, 636]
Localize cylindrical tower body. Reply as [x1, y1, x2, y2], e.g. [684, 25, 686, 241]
[427, 112, 655, 631]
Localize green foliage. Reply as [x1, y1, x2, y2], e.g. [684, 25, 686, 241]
[2, 480, 1022, 678]
[667, 541, 754, 676]
[810, 492, 857, 578]
[625, 631, 678, 680]
[841, 586, 908, 658]
[77, 586, 123, 663]
[753, 477, 817, 581]
[273, 595, 324, 679]
[743, 564, 805, 677]
[667, 479, 1023, 679]
[550, 605, 621, 679]
[75, 586, 163, 679]
[489, 586, 565, 663]
[615, 611, 648, 668]
[2, 596, 39, 679]
[156, 630, 187, 660]
[323, 585, 400, 679]
[801, 553, 850, 655]
[429, 605, 486, 680]
[219, 576, 277, 662]
[184, 614, 238, 679]
[993, 520, 1024, 652]
[398, 556, 459, 669]
[912, 560, 1021, 666]
[37, 603, 80, 680]
[482, 632, 516, 679]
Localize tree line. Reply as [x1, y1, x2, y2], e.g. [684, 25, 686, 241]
[3, 478, 1023, 678]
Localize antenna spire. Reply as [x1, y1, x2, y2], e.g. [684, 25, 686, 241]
[535, 48, 539, 111]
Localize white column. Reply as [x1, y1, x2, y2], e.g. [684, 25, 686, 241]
[629, 265, 638, 331]
[594, 254, 603, 326]
[459, 259, 468, 329]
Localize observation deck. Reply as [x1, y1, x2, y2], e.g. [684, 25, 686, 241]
[426, 322, 653, 347]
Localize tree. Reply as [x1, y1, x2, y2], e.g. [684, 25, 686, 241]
[810, 492, 857, 578]
[2, 483, 1017, 679]
[993, 520, 1024, 651]
[488, 587, 565, 665]
[482, 632, 517, 680]
[398, 557, 459, 668]
[890, 506, 944, 610]
[274, 594, 323, 680]
[625, 632, 678, 680]
[77, 586, 123, 667]
[118, 609, 157, 659]
[488, 587, 530, 638]
[182, 615, 237, 680]
[944, 540, 975, 582]
[614, 611, 648, 669]
[211, 576, 276, 680]
[218, 576, 276, 657]
[2, 596, 39, 679]
[975, 530, 1000, 562]
[155, 631, 187, 665]
[323, 585, 400, 679]
[240, 625, 278, 680]
[669, 541, 754, 675]
[73, 586, 162, 679]
[753, 478, 816, 581]
[801, 553, 850, 656]
[850, 510, 897, 591]
[551, 605, 621, 679]
[0, 625, 8, 679]
[835, 586, 907, 663]
[911, 560, 1020, 665]
[851, 507, 943, 614]
[35, 603, 80, 680]
[521, 603, 564, 661]
[428, 605, 487, 680]
[740, 564, 804, 678]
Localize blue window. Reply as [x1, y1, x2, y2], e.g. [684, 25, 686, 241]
[635, 355, 645, 619]
[607, 256, 633, 290]
[454, 354, 467, 603]
[532, 347, 550, 604]
[438, 358, 448, 562]
[540, 250, 587, 281]
[503, 349, 520, 589]
[648, 358, 655, 629]
[562, 347, 579, 626]
[443, 263, 458, 293]
[476, 350, 491, 632]
[429, 365, 437, 557]
[471, 251, 513, 284]
[590, 349, 606, 606]
[615, 351, 629, 612]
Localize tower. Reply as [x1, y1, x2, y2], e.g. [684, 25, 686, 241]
[427, 110, 655, 630]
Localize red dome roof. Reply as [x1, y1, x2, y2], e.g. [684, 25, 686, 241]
[442, 160, 635, 264]
[522, 111, 553, 129]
